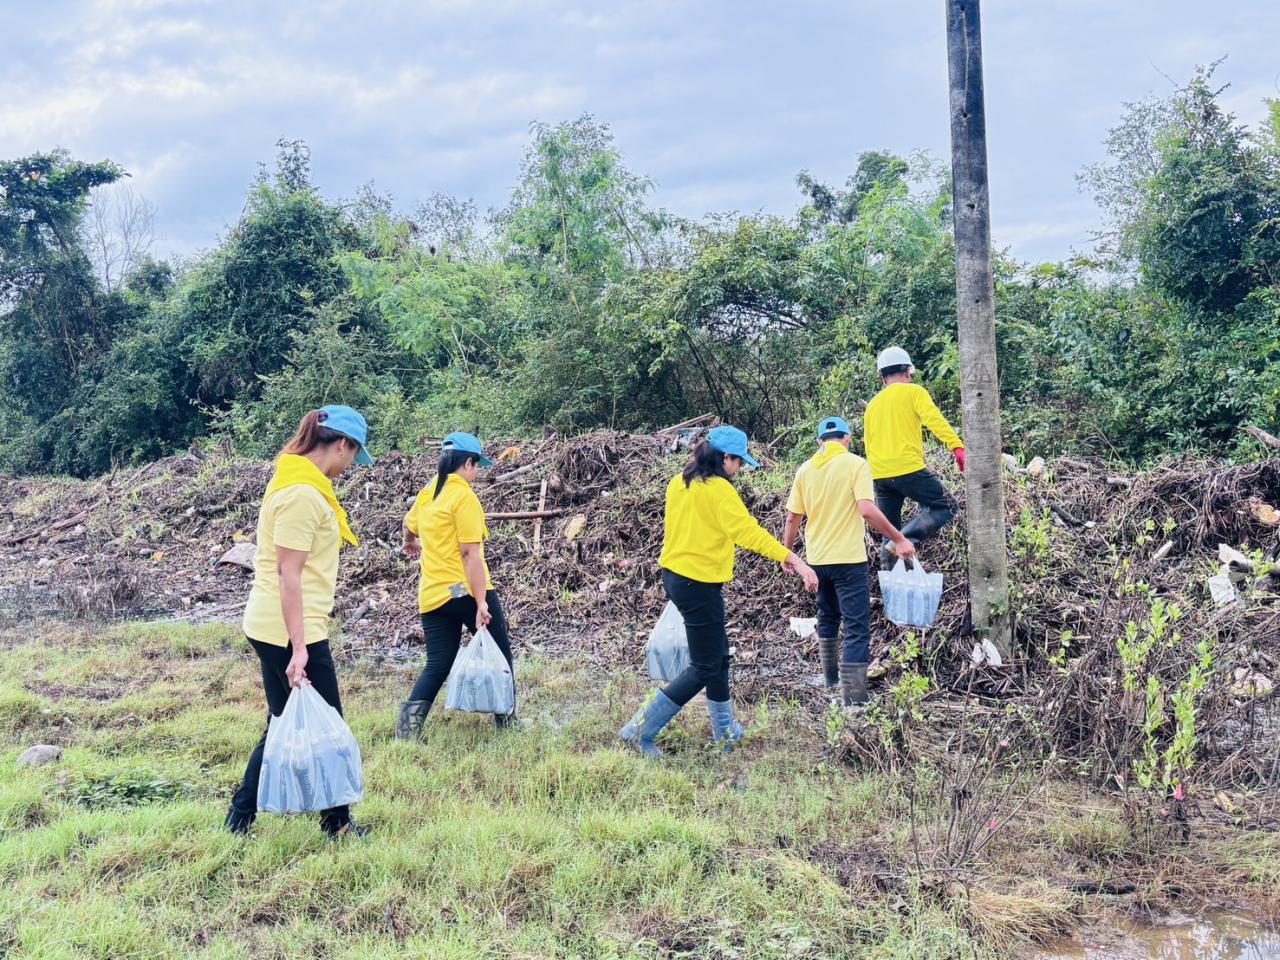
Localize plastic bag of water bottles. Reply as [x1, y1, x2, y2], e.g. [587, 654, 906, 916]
[646, 601, 690, 682]
[878, 558, 944, 628]
[445, 627, 515, 715]
[257, 683, 363, 813]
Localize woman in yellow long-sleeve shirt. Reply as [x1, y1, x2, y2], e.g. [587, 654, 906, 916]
[620, 426, 818, 758]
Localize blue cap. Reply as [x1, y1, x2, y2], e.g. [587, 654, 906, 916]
[441, 431, 493, 467]
[706, 425, 761, 468]
[318, 405, 374, 465]
[816, 415, 851, 440]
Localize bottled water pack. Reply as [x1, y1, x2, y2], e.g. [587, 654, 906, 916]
[445, 627, 515, 715]
[258, 683, 363, 814]
[878, 558, 944, 628]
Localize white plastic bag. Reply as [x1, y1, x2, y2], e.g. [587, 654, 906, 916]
[646, 601, 690, 682]
[445, 627, 515, 715]
[258, 683, 363, 814]
[878, 558, 944, 628]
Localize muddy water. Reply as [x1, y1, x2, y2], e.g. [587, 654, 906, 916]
[1036, 912, 1279, 959]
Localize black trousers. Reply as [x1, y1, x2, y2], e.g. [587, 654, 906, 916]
[874, 468, 957, 561]
[661, 568, 731, 705]
[229, 637, 350, 831]
[814, 562, 871, 664]
[409, 591, 515, 709]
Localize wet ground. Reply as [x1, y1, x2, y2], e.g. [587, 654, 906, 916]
[1035, 912, 1279, 959]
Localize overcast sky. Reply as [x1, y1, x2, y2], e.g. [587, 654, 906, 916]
[5, 0, 1278, 265]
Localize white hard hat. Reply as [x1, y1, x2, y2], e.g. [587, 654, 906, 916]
[876, 346, 913, 371]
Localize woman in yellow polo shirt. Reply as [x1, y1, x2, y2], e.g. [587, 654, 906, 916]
[226, 405, 373, 838]
[620, 426, 819, 758]
[396, 431, 516, 739]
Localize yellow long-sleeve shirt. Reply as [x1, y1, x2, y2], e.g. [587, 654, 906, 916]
[657, 473, 790, 583]
[863, 382, 963, 480]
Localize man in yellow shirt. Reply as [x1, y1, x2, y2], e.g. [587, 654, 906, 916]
[784, 416, 915, 707]
[863, 347, 965, 568]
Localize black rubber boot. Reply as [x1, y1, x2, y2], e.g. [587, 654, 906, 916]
[838, 661, 869, 709]
[395, 699, 431, 741]
[224, 805, 254, 836]
[818, 634, 840, 691]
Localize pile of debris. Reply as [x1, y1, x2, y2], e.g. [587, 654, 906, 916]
[2, 427, 1278, 787]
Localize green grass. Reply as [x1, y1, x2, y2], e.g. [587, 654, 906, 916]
[0, 620, 1274, 959]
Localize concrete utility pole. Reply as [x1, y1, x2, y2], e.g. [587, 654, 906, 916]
[945, 0, 1012, 658]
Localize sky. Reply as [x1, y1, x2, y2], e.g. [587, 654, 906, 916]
[4, 0, 1279, 265]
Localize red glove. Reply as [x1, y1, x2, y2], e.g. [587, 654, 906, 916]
[953, 447, 966, 472]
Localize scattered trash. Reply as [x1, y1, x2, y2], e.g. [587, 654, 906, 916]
[788, 617, 817, 639]
[1207, 570, 1240, 607]
[1217, 543, 1255, 576]
[1025, 456, 1047, 479]
[1151, 540, 1175, 562]
[563, 515, 587, 542]
[1230, 669, 1274, 699]
[1001, 453, 1020, 472]
[1250, 500, 1280, 526]
[970, 638, 1004, 668]
[216, 542, 257, 570]
[17, 745, 62, 768]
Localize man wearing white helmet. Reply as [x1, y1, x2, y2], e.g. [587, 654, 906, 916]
[863, 347, 965, 567]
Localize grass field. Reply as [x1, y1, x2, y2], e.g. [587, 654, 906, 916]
[0, 620, 1275, 959]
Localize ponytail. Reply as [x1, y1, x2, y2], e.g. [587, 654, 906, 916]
[433, 449, 479, 499]
[681, 440, 731, 487]
[280, 409, 351, 460]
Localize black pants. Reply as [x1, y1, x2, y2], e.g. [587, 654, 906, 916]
[409, 591, 515, 709]
[661, 569, 731, 705]
[814, 562, 871, 664]
[874, 468, 957, 561]
[229, 637, 350, 832]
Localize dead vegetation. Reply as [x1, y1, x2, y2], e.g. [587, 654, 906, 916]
[2, 430, 1279, 879]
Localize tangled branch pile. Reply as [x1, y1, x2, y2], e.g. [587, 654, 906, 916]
[2, 431, 1278, 794]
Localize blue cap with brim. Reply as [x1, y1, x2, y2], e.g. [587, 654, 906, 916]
[816, 415, 851, 440]
[442, 431, 493, 468]
[319, 404, 374, 465]
[707, 425, 761, 468]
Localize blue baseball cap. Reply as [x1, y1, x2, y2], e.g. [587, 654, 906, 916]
[441, 431, 493, 467]
[318, 405, 374, 465]
[816, 415, 851, 440]
[707, 425, 760, 468]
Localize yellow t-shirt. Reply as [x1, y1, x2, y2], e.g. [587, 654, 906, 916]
[785, 444, 875, 565]
[405, 474, 494, 614]
[863, 382, 963, 480]
[242, 484, 342, 647]
[657, 473, 790, 584]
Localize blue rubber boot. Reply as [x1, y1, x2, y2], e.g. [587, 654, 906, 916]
[706, 699, 745, 753]
[619, 690, 680, 758]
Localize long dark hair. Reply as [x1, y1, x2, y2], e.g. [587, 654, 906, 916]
[433, 449, 479, 499]
[279, 410, 353, 460]
[681, 440, 732, 487]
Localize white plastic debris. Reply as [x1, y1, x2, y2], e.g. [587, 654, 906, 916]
[1207, 569, 1240, 607]
[788, 617, 818, 639]
[970, 638, 1005, 667]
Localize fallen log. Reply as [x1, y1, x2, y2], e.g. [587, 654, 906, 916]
[486, 509, 566, 521]
[6, 510, 89, 546]
[1243, 424, 1280, 449]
